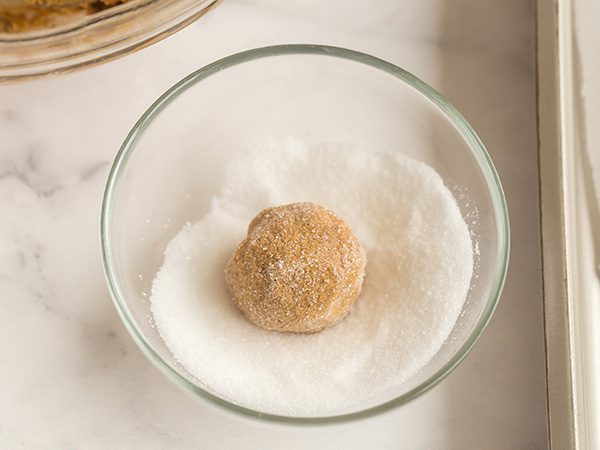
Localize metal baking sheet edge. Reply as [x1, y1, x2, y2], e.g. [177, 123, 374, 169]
[536, 0, 578, 449]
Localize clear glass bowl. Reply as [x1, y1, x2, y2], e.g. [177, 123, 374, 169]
[0, 0, 221, 82]
[101, 44, 510, 424]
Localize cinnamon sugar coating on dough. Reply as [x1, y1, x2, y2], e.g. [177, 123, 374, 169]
[225, 202, 367, 333]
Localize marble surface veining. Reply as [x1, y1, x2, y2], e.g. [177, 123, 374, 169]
[0, 0, 547, 448]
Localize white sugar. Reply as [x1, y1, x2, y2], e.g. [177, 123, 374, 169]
[150, 139, 473, 415]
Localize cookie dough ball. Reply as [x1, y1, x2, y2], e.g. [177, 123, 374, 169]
[225, 202, 367, 333]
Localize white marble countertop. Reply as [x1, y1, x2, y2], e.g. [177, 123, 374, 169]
[0, 0, 548, 448]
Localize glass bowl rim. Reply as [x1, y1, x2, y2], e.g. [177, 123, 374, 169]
[100, 43, 510, 425]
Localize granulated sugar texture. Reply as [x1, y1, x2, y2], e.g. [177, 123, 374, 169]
[150, 139, 474, 415]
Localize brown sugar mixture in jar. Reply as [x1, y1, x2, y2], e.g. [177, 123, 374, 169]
[0, 0, 130, 33]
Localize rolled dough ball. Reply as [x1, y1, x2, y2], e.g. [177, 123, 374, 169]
[225, 202, 367, 333]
